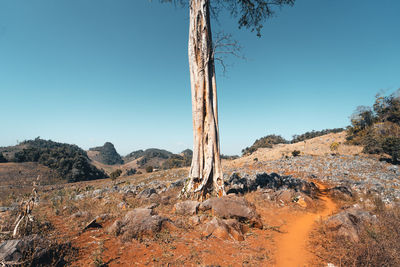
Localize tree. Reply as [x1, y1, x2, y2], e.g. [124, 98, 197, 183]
[382, 137, 400, 163]
[162, 0, 295, 200]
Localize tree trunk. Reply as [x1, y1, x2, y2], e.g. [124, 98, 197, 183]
[181, 0, 225, 200]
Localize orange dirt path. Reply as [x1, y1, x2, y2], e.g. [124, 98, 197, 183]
[275, 183, 336, 267]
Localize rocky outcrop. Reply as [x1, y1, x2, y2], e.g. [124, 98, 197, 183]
[325, 207, 376, 242]
[225, 172, 319, 198]
[108, 208, 170, 241]
[199, 196, 262, 228]
[174, 200, 200, 216]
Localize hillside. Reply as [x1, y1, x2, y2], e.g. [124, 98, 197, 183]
[2, 131, 399, 266]
[88, 142, 123, 165]
[0, 138, 107, 183]
[231, 131, 363, 165]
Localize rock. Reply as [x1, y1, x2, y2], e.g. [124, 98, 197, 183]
[199, 196, 262, 228]
[275, 190, 295, 204]
[108, 208, 170, 241]
[224, 172, 319, 198]
[117, 201, 128, 209]
[325, 207, 375, 242]
[70, 211, 89, 219]
[201, 217, 245, 241]
[137, 188, 157, 199]
[0, 239, 23, 262]
[83, 218, 102, 231]
[0, 235, 70, 265]
[174, 200, 200, 216]
[169, 179, 185, 189]
[329, 186, 353, 201]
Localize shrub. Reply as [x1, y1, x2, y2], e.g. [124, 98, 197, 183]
[292, 150, 301, 157]
[0, 153, 7, 163]
[110, 169, 122, 180]
[382, 137, 400, 163]
[145, 166, 153, 173]
[313, 205, 400, 266]
[126, 168, 137, 176]
[330, 142, 340, 153]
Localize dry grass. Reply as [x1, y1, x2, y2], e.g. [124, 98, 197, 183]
[310, 203, 400, 267]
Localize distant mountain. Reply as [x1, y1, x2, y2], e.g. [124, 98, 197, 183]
[0, 138, 107, 182]
[124, 148, 192, 170]
[89, 142, 123, 165]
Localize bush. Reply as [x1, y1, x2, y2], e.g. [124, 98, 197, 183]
[110, 169, 122, 180]
[292, 150, 301, 157]
[126, 168, 137, 176]
[0, 153, 7, 163]
[330, 142, 340, 153]
[382, 137, 400, 163]
[145, 166, 153, 173]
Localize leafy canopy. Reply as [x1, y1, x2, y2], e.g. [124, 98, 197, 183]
[161, 0, 295, 36]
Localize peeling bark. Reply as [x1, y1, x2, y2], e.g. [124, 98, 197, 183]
[181, 0, 225, 200]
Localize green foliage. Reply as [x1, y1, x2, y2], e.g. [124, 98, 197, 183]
[89, 142, 123, 165]
[110, 169, 122, 180]
[162, 0, 295, 37]
[145, 166, 154, 173]
[382, 137, 400, 163]
[242, 135, 288, 155]
[347, 89, 400, 162]
[292, 150, 301, 157]
[330, 142, 340, 152]
[0, 153, 7, 163]
[291, 128, 345, 144]
[12, 138, 107, 182]
[127, 148, 173, 168]
[126, 168, 137, 176]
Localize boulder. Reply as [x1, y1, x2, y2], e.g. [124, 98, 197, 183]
[108, 208, 170, 241]
[0, 239, 24, 262]
[325, 207, 375, 242]
[174, 200, 200, 216]
[201, 217, 245, 241]
[199, 196, 262, 228]
[0, 235, 70, 266]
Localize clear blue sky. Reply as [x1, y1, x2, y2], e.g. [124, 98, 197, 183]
[0, 0, 399, 155]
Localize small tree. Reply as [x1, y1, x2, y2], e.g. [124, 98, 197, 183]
[110, 169, 122, 181]
[145, 166, 154, 173]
